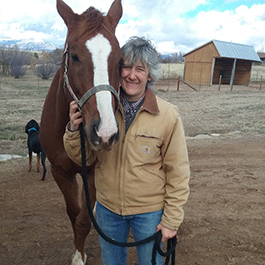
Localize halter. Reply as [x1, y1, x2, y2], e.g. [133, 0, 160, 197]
[63, 43, 120, 112]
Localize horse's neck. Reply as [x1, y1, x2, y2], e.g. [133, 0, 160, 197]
[45, 70, 70, 130]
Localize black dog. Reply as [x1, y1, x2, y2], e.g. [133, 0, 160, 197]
[25, 119, 47, 180]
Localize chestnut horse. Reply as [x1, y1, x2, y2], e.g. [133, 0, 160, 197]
[39, 0, 122, 264]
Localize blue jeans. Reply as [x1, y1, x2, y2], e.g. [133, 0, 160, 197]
[96, 202, 163, 265]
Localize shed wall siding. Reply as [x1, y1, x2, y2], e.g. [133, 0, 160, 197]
[184, 43, 219, 85]
[185, 42, 219, 62]
[234, 60, 252, 85]
[184, 62, 213, 85]
[213, 59, 252, 85]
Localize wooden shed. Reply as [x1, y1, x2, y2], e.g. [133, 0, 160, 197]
[183, 40, 261, 86]
[257, 52, 265, 64]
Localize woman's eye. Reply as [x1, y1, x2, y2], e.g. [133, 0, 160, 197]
[71, 54, 80, 62]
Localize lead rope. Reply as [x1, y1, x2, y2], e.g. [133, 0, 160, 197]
[79, 123, 176, 265]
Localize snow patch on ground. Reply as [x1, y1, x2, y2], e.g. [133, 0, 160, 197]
[0, 131, 243, 161]
[0, 154, 22, 162]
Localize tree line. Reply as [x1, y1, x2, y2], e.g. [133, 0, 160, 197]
[159, 52, 184, 64]
[0, 45, 62, 79]
[0, 45, 184, 79]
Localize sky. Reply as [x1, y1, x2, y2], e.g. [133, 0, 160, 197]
[1, 0, 265, 54]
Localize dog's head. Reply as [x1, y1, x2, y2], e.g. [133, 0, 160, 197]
[25, 119, 40, 134]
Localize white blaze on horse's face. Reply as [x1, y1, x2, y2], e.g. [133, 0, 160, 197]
[86, 34, 118, 143]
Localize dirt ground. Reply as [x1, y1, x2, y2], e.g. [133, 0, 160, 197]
[0, 133, 264, 265]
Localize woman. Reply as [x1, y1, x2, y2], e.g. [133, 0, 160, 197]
[63, 36, 190, 265]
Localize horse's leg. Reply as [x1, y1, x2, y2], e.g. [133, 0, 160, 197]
[50, 165, 82, 260]
[28, 151, 32, 172]
[37, 153, 40, 172]
[73, 171, 96, 265]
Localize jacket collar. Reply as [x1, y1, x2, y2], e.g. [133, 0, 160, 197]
[142, 88, 160, 114]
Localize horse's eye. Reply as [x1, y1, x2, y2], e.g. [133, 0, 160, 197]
[70, 54, 80, 62]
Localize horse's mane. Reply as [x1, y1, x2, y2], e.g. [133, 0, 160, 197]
[84, 7, 104, 30]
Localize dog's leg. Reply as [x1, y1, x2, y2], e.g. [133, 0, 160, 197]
[41, 151, 47, 181]
[28, 151, 32, 172]
[37, 153, 40, 172]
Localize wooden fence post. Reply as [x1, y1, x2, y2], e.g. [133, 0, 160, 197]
[218, 75, 222, 91]
[260, 76, 263, 91]
[177, 76, 180, 91]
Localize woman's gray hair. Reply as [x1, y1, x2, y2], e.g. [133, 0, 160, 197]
[120, 36, 161, 89]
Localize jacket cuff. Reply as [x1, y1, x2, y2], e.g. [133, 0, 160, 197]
[65, 122, 80, 138]
[160, 217, 181, 231]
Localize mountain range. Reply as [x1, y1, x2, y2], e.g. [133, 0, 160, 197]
[0, 39, 62, 51]
[0, 38, 174, 59]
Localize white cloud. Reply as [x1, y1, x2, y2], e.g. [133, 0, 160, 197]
[157, 41, 179, 54]
[116, 21, 139, 47]
[187, 4, 265, 52]
[0, 0, 265, 54]
[115, 0, 209, 52]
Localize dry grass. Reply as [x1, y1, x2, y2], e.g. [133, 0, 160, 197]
[154, 87, 265, 137]
[0, 66, 265, 155]
[0, 72, 50, 155]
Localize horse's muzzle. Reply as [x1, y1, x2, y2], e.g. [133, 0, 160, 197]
[88, 121, 119, 151]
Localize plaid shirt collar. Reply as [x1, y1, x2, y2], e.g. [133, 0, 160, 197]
[121, 90, 146, 113]
[120, 90, 146, 131]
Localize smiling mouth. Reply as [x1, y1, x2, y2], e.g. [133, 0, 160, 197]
[126, 80, 138, 86]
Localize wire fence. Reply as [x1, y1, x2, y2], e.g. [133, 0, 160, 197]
[158, 63, 265, 91]
[250, 76, 265, 83]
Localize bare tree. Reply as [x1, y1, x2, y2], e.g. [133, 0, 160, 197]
[0, 45, 33, 77]
[159, 52, 184, 63]
[0, 46, 15, 76]
[33, 49, 60, 79]
[50, 48, 63, 65]
[34, 60, 58, 79]
[10, 53, 28, 78]
[13, 47, 33, 78]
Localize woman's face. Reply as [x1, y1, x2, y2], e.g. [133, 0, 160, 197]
[120, 59, 151, 101]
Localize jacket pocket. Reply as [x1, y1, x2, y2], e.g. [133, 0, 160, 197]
[129, 133, 163, 169]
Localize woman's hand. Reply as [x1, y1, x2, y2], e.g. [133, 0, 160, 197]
[156, 223, 177, 242]
[69, 101, 83, 131]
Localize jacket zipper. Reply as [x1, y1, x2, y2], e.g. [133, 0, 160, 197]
[118, 107, 126, 215]
[119, 107, 144, 215]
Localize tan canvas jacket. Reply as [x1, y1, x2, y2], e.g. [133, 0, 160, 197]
[63, 88, 190, 230]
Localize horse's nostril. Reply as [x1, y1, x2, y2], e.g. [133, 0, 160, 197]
[93, 124, 98, 133]
[110, 131, 119, 145]
[89, 119, 119, 149]
[109, 134, 115, 145]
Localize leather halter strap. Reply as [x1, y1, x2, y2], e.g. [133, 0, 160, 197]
[63, 43, 119, 112]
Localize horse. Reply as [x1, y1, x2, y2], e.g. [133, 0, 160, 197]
[39, 0, 122, 264]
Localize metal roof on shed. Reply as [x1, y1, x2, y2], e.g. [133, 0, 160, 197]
[184, 40, 261, 62]
[213, 40, 260, 61]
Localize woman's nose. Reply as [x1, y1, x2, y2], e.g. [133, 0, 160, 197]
[128, 68, 136, 79]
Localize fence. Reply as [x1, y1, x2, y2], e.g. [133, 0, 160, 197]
[159, 63, 265, 91]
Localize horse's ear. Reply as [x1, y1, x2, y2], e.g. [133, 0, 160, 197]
[57, 0, 75, 26]
[107, 0, 122, 29]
